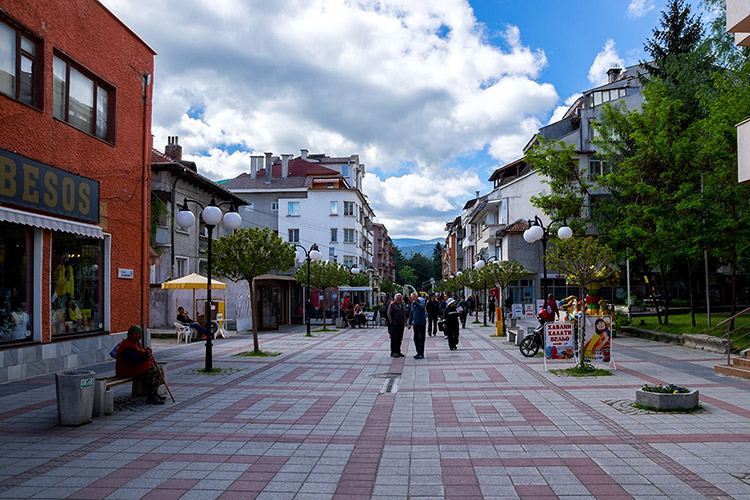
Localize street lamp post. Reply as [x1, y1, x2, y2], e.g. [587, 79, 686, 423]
[176, 197, 242, 371]
[295, 244, 322, 337]
[473, 256, 498, 327]
[522, 215, 573, 303]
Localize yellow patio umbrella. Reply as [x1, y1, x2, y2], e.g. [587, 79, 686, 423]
[161, 273, 227, 322]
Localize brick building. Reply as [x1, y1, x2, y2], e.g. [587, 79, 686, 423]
[0, 0, 155, 381]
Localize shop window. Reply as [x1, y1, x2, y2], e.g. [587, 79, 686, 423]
[51, 233, 103, 336]
[0, 17, 41, 108]
[0, 222, 33, 343]
[52, 53, 115, 143]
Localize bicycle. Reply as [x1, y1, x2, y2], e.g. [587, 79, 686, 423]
[519, 313, 548, 357]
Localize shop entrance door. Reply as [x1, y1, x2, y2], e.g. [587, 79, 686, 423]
[260, 286, 280, 330]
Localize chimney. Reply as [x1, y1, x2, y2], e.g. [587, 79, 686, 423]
[165, 136, 182, 161]
[264, 152, 273, 184]
[281, 154, 292, 178]
[476, 190, 480, 199]
[250, 156, 258, 179]
[607, 66, 622, 84]
[300, 149, 308, 160]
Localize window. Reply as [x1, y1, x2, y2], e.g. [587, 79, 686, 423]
[589, 88, 627, 107]
[288, 228, 299, 243]
[342, 164, 349, 177]
[287, 201, 300, 216]
[330, 228, 338, 242]
[271, 201, 278, 211]
[0, 18, 40, 108]
[344, 201, 355, 216]
[0, 222, 33, 343]
[343, 256, 355, 268]
[344, 228, 356, 243]
[330, 201, 338, 215]
[176, 257, 188, 278]
[589, 159, 607, 178]
[52, 54, 114, 142]
[51, 233, 104, 336]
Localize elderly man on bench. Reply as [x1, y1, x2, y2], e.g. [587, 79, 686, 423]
[114, 325, 165, 405]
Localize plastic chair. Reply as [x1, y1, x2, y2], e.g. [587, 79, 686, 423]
[175, 322, 192, 343]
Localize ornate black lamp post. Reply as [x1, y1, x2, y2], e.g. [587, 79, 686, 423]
[176, 197, 241, 371]
[523, 215, 573, 303]
[294, 244, 322, 336]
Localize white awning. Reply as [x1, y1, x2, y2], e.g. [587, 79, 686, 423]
[0, 206, 103, 238]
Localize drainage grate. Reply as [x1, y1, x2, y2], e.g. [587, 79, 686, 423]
[380, 376, 400, 394]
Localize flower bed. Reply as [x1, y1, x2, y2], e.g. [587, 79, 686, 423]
[635, 384, 699, 410]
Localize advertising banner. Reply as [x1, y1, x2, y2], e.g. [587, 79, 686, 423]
[583, 315, 612, 363]
[536, 299, 545, 315]
[512, 303, 523, 318]
[544, 322, 575, 360]
[524, 303, 535, 318]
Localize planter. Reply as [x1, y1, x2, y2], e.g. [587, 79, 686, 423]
[635, 388, 699, 410]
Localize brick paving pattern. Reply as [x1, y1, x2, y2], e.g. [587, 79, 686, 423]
[0, 323, 748, 499]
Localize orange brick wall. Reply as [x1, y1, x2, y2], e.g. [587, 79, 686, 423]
[0, 0, 155, 338]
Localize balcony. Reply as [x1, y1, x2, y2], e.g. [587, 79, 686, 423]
[727, 0, 750, 46]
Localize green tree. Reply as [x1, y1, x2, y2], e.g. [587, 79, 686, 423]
[643, 0, 704, 84]
[348, 271, 370, 287]
[213, 227, 296, 353]
[477, 260, 527, 334]
[380, 279, 399, 295]
[546, 237, 618, 369]
[432, 242, 444, 279]
[294, 261, 350, 332]
[397, 265, 418, 287]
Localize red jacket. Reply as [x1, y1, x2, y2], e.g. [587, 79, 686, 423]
[115, 337, 151, 377]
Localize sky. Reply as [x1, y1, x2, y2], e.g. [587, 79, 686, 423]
[100, 0, 702, 240]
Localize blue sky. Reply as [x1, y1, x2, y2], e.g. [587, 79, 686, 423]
[101, 0, 691, 240]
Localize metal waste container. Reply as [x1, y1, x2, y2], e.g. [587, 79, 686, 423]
[56, 370, 96, 426]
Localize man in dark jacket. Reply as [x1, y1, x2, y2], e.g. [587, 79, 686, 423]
[458, 296, 470, 328]
[407, 293, 427, 359]
[426, 294, 440, 337]
[387, 293, 407, 357]
[115, 325, 165, 405]
[442, 298, 461, 351]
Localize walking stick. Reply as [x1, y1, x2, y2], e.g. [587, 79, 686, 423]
[149, 351, 175, 402]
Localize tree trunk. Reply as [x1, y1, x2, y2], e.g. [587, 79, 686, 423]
[659, 265, 668, 325]
[250, 278, 259, 352]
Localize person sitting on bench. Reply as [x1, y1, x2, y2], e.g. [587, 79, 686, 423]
[115, 325, 165, 405]
[353, 304, 367, 328]
[177, 306, 209, 339]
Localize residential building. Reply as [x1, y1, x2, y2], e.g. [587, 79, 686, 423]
[149, 137, 247, 329]
[727, 0, 750, 183]
[456, 65, 646, 306]
[371, 223, 395, 282]
[222, 150, 377, 329]
[0, 0, 155, 382]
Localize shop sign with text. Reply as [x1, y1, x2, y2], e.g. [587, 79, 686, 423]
[544, 322, 575, 360]
[0, 149, 99, 223]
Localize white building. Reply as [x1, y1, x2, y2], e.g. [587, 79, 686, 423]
[727, 0, 750, 183]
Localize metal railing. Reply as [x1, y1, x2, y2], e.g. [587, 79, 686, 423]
[717, 306, 750, 365]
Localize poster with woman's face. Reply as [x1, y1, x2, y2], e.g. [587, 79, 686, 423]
[583, 315, 611, 363]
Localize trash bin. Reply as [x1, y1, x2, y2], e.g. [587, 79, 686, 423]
[55, 370, 96, 426]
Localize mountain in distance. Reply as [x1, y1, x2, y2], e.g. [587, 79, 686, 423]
[392, 237, 443, 257]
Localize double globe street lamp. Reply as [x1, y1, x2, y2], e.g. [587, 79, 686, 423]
[295, 244, 322, 337]
[176, 197, 242, 371]
[523, 215, 573, 303]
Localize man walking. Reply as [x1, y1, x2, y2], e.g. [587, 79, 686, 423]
[442, 298, 461, 351]
[458, 296, 469, 328]
[408, 292, 427, 359]
[387, 293, 407, 357]
[426, 294, 440, 337]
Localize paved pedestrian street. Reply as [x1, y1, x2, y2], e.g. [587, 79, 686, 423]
[1, 324, 750, 499]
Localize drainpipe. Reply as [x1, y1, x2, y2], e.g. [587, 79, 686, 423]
[141, 72, 153, 342]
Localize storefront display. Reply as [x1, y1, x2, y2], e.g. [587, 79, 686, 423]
[0, 222, 32, 342]
[51, 233, 103, 336]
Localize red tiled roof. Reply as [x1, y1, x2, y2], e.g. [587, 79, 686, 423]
[151, 148, 173, 163]
[256, 158, 339, 178]
[499, 219, 530, 234]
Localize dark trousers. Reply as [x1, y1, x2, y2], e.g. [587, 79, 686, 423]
[427, 315, 438, 336]
[447, 327, 460, 349]
[390, 323, 405, 354]
[460, 313, 467, 328]
[412, 324, 426, 356]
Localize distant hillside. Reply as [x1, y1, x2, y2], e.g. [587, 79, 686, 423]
[392, 237, 442, 257]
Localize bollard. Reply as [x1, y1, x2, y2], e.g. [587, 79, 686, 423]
[55, 370, 96, 426]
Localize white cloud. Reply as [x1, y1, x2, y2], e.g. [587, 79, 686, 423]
[102, 0, 560, 239]
[627, 0, 655, 19]
[587, 39, 625, 86]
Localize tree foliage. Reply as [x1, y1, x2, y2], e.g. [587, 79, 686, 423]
[213, 227, 295, 351]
